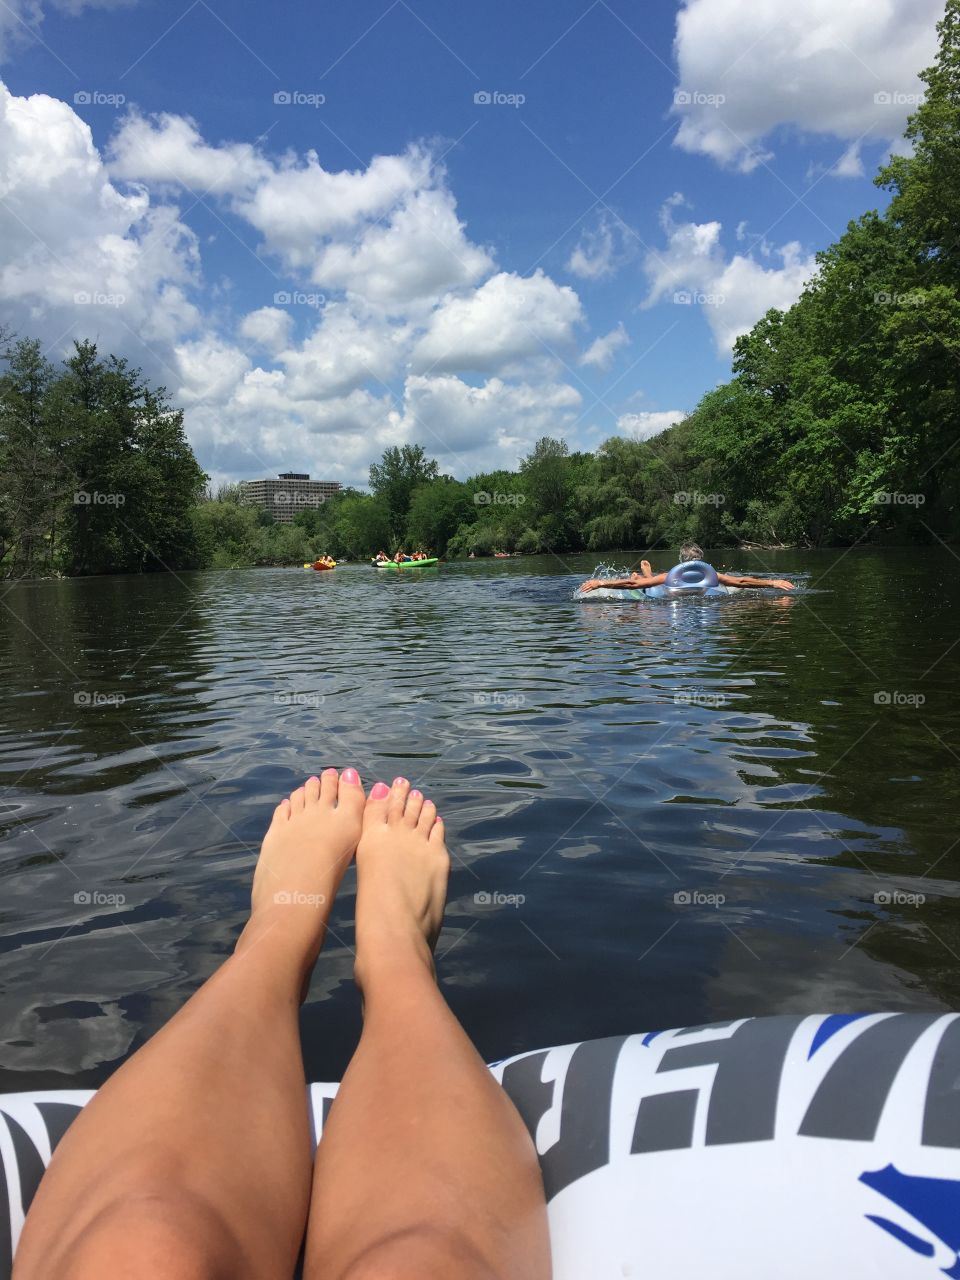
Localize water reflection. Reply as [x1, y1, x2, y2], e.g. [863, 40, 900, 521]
[0, 549, 958, 1086]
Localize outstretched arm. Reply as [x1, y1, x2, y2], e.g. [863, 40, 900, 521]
[717, 573, 795, 591]
[580, 572, 668, 592]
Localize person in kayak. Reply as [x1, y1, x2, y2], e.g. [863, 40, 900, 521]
[579, 541, 795, 593]
[14, 773, 550, 1280]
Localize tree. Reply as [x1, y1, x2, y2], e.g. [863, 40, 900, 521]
[368, 445, 440, 542]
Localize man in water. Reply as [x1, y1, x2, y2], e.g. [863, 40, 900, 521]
[579, 542, 795, 593]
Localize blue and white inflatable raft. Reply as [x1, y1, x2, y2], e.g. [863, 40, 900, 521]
[2, 1013, 959, 1278]
[577, 558, 735, 601]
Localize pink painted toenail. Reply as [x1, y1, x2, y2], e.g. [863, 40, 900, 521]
[341, 767, 360, 785]
[393, 776, 408, 786]
[410, 789, 422, 799]
[371, 782, 390, 799]
[307, 776, 320, 784]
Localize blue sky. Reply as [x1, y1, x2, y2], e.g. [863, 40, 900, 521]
[0, 0, 946, 486]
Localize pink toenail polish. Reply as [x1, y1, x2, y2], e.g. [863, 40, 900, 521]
[341, 767, 360, 785]
[393, 776, 408, 786]
[410, 789, 422, 799]
[371, 782, 390, 799]
[308, 776, 320, 784]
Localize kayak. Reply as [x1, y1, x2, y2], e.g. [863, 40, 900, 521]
[307, 561, 336, 571]
[376, 558, 439, 570]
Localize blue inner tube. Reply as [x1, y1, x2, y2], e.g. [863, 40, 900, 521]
[645, 559, 721, 598]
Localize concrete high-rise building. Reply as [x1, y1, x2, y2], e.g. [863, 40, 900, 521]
[241, 473, 341, 523]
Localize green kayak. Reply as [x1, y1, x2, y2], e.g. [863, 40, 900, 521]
[375, 557, 439, 570]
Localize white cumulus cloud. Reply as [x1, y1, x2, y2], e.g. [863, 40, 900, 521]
[617, 410, 686, 440]
[580, 322, 629, 370]
[644, 195, 817, 352]
[412, 270, 582, 374]
[671, 0, 944, 171]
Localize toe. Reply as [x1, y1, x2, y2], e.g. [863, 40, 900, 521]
[336, 767, 365, 817]
[429, 815, 445, 846]
[362, 781, 391, 828]
[290, 785, 306, 813]
[319, 767, 339, 804]
[388, 777, 410, 822]
[404, 787, 425, 826]
[272, 797, 292, 825]
[418, 798, 437, 832]
[304, 775, 321, 803]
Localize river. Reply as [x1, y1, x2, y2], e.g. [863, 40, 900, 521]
[1, 547, 958, 1090]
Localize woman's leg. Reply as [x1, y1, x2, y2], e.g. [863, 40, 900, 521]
[14, 767, 366, 1280]
[304, 779, 551, 1280]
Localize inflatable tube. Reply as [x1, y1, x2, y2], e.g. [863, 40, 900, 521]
[578, 560, 734, 602]
[2, 1014, 958, 1278]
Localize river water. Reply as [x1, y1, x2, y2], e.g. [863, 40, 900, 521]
[1, 548, 958, 1090]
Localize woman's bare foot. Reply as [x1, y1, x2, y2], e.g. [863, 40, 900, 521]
[236, 767, 365, 982]
[353, 777, 449, 991]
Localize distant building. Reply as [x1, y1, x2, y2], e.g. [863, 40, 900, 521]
[241, 472, 341, 524]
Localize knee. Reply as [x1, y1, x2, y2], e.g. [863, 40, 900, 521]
[54, 1191, 244, 1280]
[339, 1224, 497, 1280]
